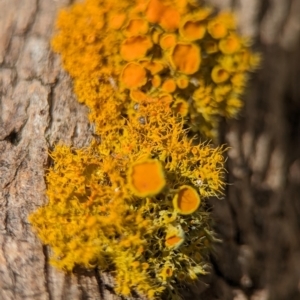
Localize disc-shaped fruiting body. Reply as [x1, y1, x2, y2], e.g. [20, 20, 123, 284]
[120, 62, 147, 89]
[145, 0, 180, 32]
[127, 159, 166, 197]
[124, 18, 149, 37]
[159, 33, 177, 50]
[165, 224, 185, 249]
[219, 34, 241, 54]
[179, 12, 209, 41]
[170, 43, 201, 75]
[176, 75, 189, 89]
[161, 78, 177, 93]
[172, 98, 189, 117]
[211, 65, 230, 83]
[173, 185, 201, 215]
[120, 35, 153, 61]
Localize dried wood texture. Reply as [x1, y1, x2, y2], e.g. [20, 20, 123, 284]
[0, 0, 300, 300]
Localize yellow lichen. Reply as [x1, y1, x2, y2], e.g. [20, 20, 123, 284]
[29, 100, 226, 298]
[165, 225, 185, 249]
[172, 98, 189, 117]
[219, 33, 241, 54]
[211, 65, 230, 83]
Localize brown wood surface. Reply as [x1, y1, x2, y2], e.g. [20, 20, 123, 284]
[0, 0, 300, 299]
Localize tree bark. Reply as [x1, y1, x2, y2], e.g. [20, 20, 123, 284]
[0, 0, 300, 299]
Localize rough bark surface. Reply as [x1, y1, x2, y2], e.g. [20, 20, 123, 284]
[0, 0, 300, 300]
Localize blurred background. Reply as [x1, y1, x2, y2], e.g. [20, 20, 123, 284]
[0, 0, 299, 299]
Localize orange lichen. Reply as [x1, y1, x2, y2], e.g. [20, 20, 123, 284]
[151, 74, 162, 87]
[145, 0, 165, 23]
[159, 7, 181, 31]
[170, 43, 201, 74]
[162, 78, 177, 93]
[180, 19, 206, 41]
[146, 0, 180, 31]
[109, 12, 127, 29]
[121, 36, 153, 61]
[121, 62, 147, 89]
[159, 93, 173, 106]
[151, 27, 163, 44]
[124, 18, 149, 36]
[173, 185, 201, 215]
[165, 235, 183, 248]
[127, 159, 166, 197]
[130, 89, 149, 102]
[50, 0, 259, 140]
[141, 59, 165, 75]
[159, 33, 177, 50]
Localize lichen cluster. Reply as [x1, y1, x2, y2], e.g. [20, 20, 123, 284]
[51, 0, 260, 139]
[30, 101, 225, 298]
[29, 0, 259, 299]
